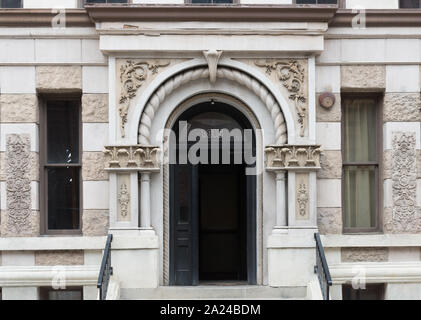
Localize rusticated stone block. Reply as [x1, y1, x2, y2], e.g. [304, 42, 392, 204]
[35, 250, 84, 266]
[0, 210, 40, 237]
[384, 93, 421, 122]
[341, 65, 385, 89]
[0, 152, 5, 181]
[82, 152, 108, 181]
[341, 247, 388, 262]
[82, 94, 109, 123]
[384, 207, 421, 234]
[317, 208, 342, 234]
[36, 66, 82, 92]
[0, 94, 38, 123]
[316, 93, 341, 122]
[82, 210, 109, 236]
[418, 150, 421, 179]
[317, 151, 342, 179]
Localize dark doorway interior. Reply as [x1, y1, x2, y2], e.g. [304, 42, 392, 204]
[170, 99, 256, 286]
[199, 164, 247, 281]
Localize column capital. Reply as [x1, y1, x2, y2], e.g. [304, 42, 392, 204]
[104, 145, 161, 173]
[265, 144, 322, 172]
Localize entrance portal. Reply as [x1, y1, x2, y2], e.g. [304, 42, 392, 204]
[169, 100, 256, 286]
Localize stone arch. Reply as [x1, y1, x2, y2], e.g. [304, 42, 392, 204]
[137, 66, 289, 145]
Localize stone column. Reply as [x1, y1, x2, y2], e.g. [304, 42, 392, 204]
[140, 172, 152, 229]
[275, 171, 287, 227]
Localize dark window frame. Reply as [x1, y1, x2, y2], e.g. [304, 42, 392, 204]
[294, 0, 341, 5]
[341, 93, 383, 234]
[342, 283, 385, 300]
[39, 94, 83, 236]
[40, 287, 83, 300]
[0, 0, 22, 8]
[399, 0, 421, 8]
[185, 0, 239, 4]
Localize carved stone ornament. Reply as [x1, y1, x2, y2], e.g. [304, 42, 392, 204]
[297, 183, 309, 217]
[104, 145, 161, 172]
[119, 60, 170, 137]
[203, 50, 222, 84]
[391, 132, 417, 229]
[118, 183, 130, 218]
[255, 59, 307, 137]
[265, 145, 321, 170]
[6, 134, 32, 233]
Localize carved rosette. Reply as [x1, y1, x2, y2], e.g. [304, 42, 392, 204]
[6, 134, 32, 233]
[255, 59, 307, 137]
[390, 132, 418, 231]
[119, 60, 170, 137]
[104, 145, 161, 172]
[265, 145, 321, 170]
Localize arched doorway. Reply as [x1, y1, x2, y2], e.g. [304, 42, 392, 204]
[169, 99, 257, 286]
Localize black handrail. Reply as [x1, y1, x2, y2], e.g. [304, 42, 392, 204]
[314, 232, 332, 300]
[97, 233, 113, 300]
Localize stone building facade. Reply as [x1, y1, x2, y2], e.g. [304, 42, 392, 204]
[0, 0, 420, 300]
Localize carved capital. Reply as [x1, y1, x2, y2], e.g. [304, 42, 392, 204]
[265, 144, 321, 171]
[118, 60, 170, 137]
[255, 59, 307, 137]
[104, 145, 161, 172]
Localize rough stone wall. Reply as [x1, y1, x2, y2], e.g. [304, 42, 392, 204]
[35, 250, 84, 266]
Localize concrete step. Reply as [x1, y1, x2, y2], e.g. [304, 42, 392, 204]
[120, 285, 307, 300]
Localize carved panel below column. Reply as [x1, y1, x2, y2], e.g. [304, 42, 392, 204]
[117, 174, 131, 222]
[295, 173, 309, 220]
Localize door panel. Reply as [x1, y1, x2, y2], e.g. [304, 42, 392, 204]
[170, 164, 199, 285]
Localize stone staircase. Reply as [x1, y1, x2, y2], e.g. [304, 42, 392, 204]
[120, 285, 307, 300]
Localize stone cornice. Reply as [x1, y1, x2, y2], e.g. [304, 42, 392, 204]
[0, 9, 93, 27]
[330, 9, 421, 27]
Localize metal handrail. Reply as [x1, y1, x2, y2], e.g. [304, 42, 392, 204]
[97, 233, 113, 300]
[314, 232, 332, 300]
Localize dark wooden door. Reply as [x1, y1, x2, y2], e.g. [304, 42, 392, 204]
[170, 163, 199, 285]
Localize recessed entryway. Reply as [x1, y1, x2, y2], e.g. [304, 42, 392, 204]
[169, 100, 256, 286]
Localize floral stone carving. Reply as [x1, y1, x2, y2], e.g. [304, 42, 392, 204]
[265, 145, 321, 170]
[391, 132, 417, 231]
[118, 183, 130, 218]
[255, 59, 307, 137]
[119, 60, 170, 137]
[6, 134, 32, 233]
[104, 145, 161, 172]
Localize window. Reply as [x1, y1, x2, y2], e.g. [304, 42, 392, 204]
[187, 0, 236, 4]
[400, 0, 421, 8]
[40, 98, 81, 234]
[40, 287, 83, 300]
[0, 0, 22, 8]
[342, 96, 381, 232]
[295, 0, 337, 4]
[343, 284, 385, 300]
[85, 0, 128, 4]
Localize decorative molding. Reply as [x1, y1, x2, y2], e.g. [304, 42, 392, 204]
[265, 145, 321, 171]
[255, 59, 307, 137]
[389, 132, 418, 232]
[119, 60, 170, 137]
[118, 182, 130, 219]
[104, 145, 161, 172]
[138, 66, 287, 145]
[297, 183, 309, 218]
[6, 134, 32, 234]
[203, 50, 222, 84]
